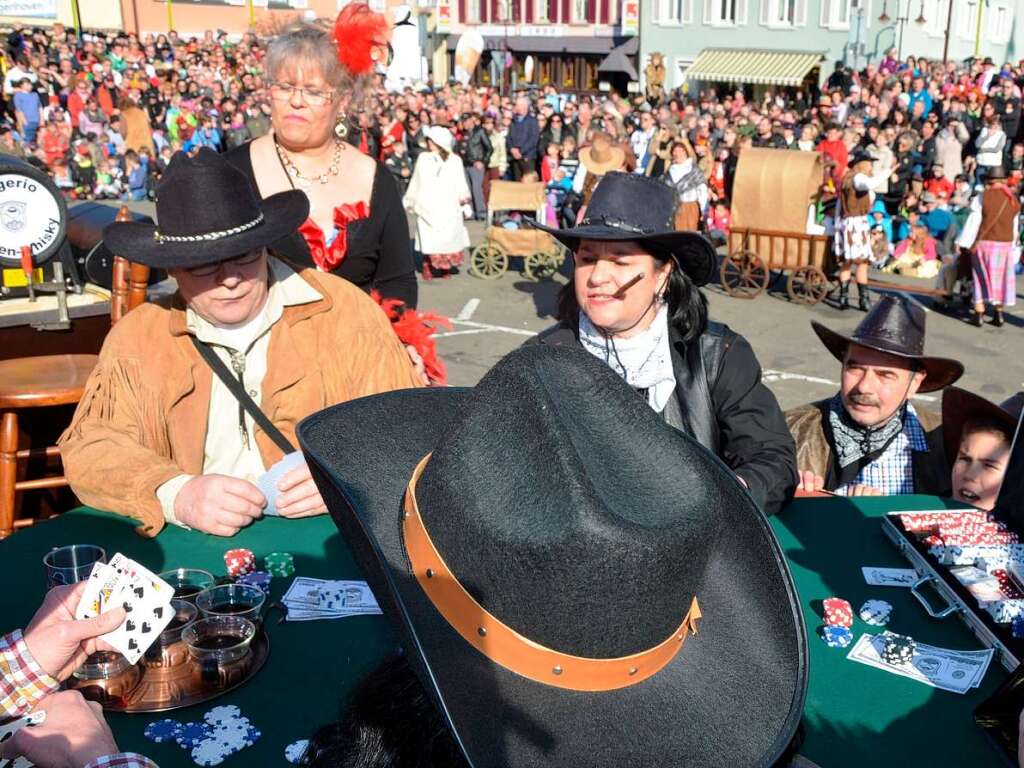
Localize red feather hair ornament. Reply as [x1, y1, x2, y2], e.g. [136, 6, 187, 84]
[333, 3, 391, 77]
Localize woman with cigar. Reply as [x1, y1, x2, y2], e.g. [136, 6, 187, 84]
[226, 4, 445, 383]
[531, 172, 797, 514]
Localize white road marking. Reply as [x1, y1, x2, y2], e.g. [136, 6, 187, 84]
[448, 319, 538, 337]
[435, 328, 500, 338]
[455, 298, 480, 321]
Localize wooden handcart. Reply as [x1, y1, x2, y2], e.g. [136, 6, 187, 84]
[469, 181, 567, 281]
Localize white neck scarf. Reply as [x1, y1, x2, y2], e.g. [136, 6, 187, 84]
[578, 303, 676, 413]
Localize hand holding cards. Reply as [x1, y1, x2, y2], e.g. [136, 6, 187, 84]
[76, 554, 175, 664]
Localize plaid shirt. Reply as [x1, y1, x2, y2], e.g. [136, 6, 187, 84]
[1, 631, 158, 768]
[837, 403, 929, 496]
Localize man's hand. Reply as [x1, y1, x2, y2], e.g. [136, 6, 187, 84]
[405, 344, 429, 386]
[174, 474, 265, 536]
[846, 484, 884, 497]
[797, 470, 826, 493]
[23, 582, 126, 682]
[276, 461, 327, 519]
[510, 147, 521, 160]
[473, 160, 485, 170]
[0, 691, 119, 768]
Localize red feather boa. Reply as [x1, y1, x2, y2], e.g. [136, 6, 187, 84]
[333, 3, 390, 77]
[371, 291, 452, 386]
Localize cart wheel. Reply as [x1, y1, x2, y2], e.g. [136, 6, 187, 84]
[786, 265, 829, 305]
[719, 250, 769, 299]
[470, 243, 508, 280]
[524, 250, 559, 281]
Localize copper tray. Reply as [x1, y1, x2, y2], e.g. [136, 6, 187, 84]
[67, 631, 270, 713]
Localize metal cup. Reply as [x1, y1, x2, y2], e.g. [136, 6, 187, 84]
[43, 544, 106, 588]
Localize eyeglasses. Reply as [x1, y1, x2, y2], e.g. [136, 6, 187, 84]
[268, 81, 335, 107]
[185, 249, 263, 278]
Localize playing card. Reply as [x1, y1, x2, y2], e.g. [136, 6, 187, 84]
[255, 451, 305, 517]
[861, 566, 919, 587]
[102, 572, 174, 665]
[0, 711, 46, 768]
[107, 554, 174, 603]
[75, 562, 121, 620]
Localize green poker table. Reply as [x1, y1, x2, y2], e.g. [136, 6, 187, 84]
[0, 496, 1010, 767]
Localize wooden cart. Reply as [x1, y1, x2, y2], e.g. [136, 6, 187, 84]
[720, 148, 834, 305]
[469, 181, 567, 281]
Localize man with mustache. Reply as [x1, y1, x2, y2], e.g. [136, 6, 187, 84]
[786, 295, 964, 496]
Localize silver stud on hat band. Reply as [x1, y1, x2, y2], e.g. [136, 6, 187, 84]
[152, 213, 265, 244]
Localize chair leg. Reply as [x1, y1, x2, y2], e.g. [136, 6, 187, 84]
[0, 412, 18, 539]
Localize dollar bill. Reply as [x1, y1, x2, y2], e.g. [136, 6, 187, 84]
[846, 632, 995, 694]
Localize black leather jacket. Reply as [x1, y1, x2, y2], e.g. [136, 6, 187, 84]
[531, 319, 797, 515]
[463, 125, 493, 165]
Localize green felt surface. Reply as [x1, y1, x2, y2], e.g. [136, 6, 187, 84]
[0, 499, 1012, 767]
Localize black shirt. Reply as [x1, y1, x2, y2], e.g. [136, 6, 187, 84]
[225, 142, 418, 308]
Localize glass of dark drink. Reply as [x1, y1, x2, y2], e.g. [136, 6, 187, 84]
[195, 583, 265, 625]
[182, 616, 256, 681]
[158, 568, 215, 603]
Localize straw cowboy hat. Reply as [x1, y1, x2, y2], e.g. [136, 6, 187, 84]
[102, 148, 308, 269]
[811, 294, 964, 393]
[579, 131, 626, 175]
[530, 171, 717, 286]
[299, 344, 808, 768]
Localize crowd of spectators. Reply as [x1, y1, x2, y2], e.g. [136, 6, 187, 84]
[2, 21, 1024, 288]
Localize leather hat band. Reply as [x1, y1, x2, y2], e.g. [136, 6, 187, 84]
[402, 453, 702, 692]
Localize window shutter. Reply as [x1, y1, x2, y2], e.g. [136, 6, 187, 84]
[587, 0, 597, 22]
[736, 0, 747, 23]
[820, 0, 830, 26]
[459, 0, 467, 21]
[600, 0, 609, 23]
[759, 0, 770, 24]
[686, 0, 695, 23]
[705, 0, 714, 23]
[561, 0, 570, 23]
[796, 0, 807, 25]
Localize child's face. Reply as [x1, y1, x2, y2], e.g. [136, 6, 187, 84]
[952, 429, 1011, 510]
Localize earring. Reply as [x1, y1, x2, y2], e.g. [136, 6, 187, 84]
[334, 114, 348, 139]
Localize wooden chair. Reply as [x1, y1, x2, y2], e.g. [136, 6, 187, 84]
[0, 206, 150, 538]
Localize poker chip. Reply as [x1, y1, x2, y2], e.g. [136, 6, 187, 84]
[858, 599, 893, 627]
[144, 718, 184, 743]
[214, 723, 261, 747]
[224, 548, 256, 578]
[820, 625, 853, 648]
[1013, 616, 1024, 639]
[191, 737, 232, 767]
[264, 552, 295, 577]
[822, 597, 853, 628]
[237, 570, 272, 593]
[175, 720, 214, 749]
[286, 739, 310, 764]
[881, 633, 916, 666]
[203, 705, 242, 726]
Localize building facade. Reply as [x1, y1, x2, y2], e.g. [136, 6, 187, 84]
[640, 0, 1023, 95]
[434, 0, 639, 92]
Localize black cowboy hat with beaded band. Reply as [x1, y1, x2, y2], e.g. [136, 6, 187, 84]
[103, 148, 309, 269]
[298, 344, 808, 768]
[811, 294, 964, 393]
[529, 171, 718, 286]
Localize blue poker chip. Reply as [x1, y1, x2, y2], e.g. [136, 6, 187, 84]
[144, 718, 184, 743]
[203, 705, 242, 726]
[214, 723, 261, 748]
[237, 571, 272, 592]
[821, 625, 853, 648]
[175, 720, 215, 749]
[1013, 616, 1024, 639]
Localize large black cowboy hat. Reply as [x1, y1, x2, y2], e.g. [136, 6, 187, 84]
[530, 171, 718, 287]
[103, 148, 308, 269]
[942, 387, 1024, 468]
[811, 294, 964, 393]
[298, 345, 808, 768]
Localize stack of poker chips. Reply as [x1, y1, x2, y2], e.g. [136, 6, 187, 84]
[858, 599, 893, 627]
[820, 597, 854, 648]
[144, 706, 261, 766]
[1012, 616, 1024, 640]
[881, 633, 916, 666]
[237, 570, 272, 593]
[224, 548, 256, 578]
[264, 552, 295, 578]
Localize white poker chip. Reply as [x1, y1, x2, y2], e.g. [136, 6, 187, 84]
[858, 599, 893, 626]
[191, 737, 232, 767]
[285, 739, 310, 764]
[203, 705, 242, 725]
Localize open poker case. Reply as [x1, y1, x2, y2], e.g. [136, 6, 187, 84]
[880, 409, 1024, 758]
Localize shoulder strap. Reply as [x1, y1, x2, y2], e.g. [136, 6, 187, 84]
[190, 336, 296, 454]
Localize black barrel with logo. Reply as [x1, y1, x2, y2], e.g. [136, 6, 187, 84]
[0, 154, 68, 267]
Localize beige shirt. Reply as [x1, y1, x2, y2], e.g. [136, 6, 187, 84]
[155, 259, 321, 526]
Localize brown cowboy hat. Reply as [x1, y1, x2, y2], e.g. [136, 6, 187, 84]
[811, 294, 964, 393]
[579, 131, 626, 175]
[942, 387, 1024, 468]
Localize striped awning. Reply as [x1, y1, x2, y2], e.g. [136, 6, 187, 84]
[683, 49, 824, 87]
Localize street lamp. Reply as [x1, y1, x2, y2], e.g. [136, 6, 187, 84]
[877, 0, 927, 59]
